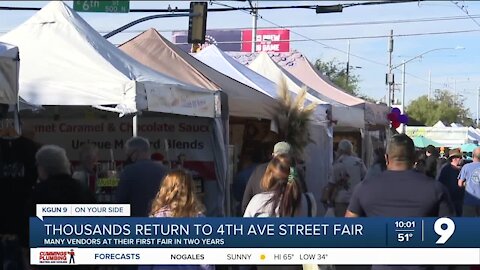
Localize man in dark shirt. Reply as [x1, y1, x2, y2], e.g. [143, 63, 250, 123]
[346, 134, 454, 270]
[437, 148, 464, 216]
[26, 145, 95, 270]
[116, 136, 167, 217]
[233, 148, 262, 216]
[425, 145, 439, 178]
[0, 136, 40, 235]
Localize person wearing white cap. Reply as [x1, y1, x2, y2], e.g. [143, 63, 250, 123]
[241, 141, 292, 213]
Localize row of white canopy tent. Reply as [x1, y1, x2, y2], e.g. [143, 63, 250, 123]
[0, 1, 385, 216]
[228, 51, 388, 165]
[194, 45, 331, 123]
[0, 1, 228, 216]
[193, 45, 367, 130]
[247, 53, 366, 129]
[229, 51, 389, 129]
[117, 30, 333, 212]
[192, 45, 333, 208]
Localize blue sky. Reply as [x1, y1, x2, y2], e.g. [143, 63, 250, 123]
[1, 1, 480, 116]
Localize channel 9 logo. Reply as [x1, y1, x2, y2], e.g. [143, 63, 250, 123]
[434, 217, 455, 244]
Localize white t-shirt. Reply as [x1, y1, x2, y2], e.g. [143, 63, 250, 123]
[243, 192, 314, 217]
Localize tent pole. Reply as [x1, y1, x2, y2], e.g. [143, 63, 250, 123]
[14, 51, 20, 136]
[13, 104, 20, 136]
[132, 115, 138, 137]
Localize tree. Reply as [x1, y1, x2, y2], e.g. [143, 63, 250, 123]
[314, 58, 360, 96]
[406, 89, 471, 126]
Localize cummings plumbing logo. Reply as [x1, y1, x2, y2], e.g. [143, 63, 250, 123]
[39, 249, 76, 264]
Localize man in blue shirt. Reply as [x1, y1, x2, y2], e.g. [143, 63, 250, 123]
[458, 146, 480, 217]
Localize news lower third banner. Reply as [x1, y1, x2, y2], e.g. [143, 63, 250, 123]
[31, 205, 480, 265]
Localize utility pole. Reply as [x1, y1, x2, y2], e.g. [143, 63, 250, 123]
[454, 79, 457, 97]
[428, 70, 432, 100]
[346, 40, 351, 86]
[477, 87, 480, 127]
[387, 30, 394, 108]
[251, 1, 258, 53]
[401, 60, 406, 133]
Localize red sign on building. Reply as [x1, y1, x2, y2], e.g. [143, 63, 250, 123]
[241, 29, 290, 52]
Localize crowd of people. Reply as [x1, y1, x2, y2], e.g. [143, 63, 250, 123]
[0, 135, 210, 270]
[1, 131, 478, 270]
[234, 135, 477, 270]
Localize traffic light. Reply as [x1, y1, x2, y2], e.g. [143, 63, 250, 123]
[188, 2, 208, 44]
[316, 5, 343, 13]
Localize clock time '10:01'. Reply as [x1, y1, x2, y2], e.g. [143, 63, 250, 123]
[395, 221, 416, 228]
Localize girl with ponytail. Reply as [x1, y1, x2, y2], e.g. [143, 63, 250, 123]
[244, 154, 313, 218]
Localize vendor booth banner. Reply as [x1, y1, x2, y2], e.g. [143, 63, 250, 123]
[144, 82, 216, 118]
[405, 126, 472, 147]
[22, 117, 216, 180]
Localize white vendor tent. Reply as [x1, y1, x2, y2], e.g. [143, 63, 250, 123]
[433, 121, 446, 128]
[275, 52, 388, 128]
[248, 52, 365, 130]
[194, 45, 330, 123]
[0, 1, 218, 118]
[0, 42, 19, 105]
[0, 1, 228, 216]
[194, 45, 332, 215]
[406, 126, 480, 147]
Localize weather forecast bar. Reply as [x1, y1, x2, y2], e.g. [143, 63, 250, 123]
[31, 248, 479, 265]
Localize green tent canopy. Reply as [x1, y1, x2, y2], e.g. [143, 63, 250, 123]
[460, 143, 478, 153]
[450, 143, 478, 153]
[412, 136, 441, 148]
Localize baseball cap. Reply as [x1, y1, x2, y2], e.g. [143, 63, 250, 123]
[272, 141, 291, 156]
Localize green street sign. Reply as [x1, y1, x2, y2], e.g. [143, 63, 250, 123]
[73, 1, 130, 13]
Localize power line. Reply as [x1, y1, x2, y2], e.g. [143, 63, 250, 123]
[211, 2, 474, 89]
[7, 12, 480, 34]
[0, 5, 314, 12]
[451, 1, 480, 28]
[403, 72, 442, 86]
[167, 29, 480, 43]
[342, 0, 424, 8]
[0, 0, 424, 12]
[4, 10, 478, 32]
[2, 2, 475, 35]
[248, 14, 480, 29]
[3, 26, 480, 39]
[212, 2, 387, 67]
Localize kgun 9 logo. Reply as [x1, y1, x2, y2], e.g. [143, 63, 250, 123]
[434, 218, 455, 245]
